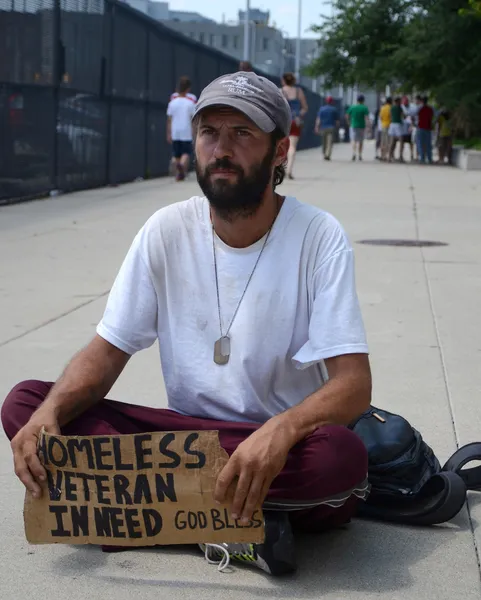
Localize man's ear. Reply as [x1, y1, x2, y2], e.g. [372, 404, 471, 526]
[275, 136, 290, 166]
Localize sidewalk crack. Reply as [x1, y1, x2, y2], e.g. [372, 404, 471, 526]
[0, 291, 109, 348]
[408, 170, 481, 581]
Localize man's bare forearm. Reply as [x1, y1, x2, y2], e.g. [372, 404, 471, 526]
[39, 335, 130, 426]
[269, 354, 372, 446]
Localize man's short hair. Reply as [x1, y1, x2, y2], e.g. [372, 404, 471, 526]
[178, 76, 191, 94]
[239, 61, 253, 72]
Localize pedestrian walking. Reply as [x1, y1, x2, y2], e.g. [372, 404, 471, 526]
[388, 97, 404, 162]
[436, 108, 453, 164]
[379, 97, 392, 161]
[373, 105, 381, 160]
[168, 77, 197, 175]
[411, 95, 423, 161]
[347, 94, 370, 161]
[281, 73, 308, 179]
[167, 77, 196, 181]
[314, 96, 340, 161]
[418, 96, 434, 164]
[401, 96, 414, 162]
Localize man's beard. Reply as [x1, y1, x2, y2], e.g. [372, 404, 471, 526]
[195, 147, 275, 222]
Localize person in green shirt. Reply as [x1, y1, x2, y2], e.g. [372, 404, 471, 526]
[347, 95, 370, 161]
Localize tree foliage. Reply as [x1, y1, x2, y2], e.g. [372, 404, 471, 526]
[307, 0, 481, 134]
[460, 0, 481, 16]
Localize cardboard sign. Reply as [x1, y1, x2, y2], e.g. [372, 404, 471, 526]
[24, 429, 265, 546]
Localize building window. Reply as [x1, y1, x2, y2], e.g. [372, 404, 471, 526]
[233, 35, 238, 49]
[210, 34, 215, 46]
[263, 37, 269, 51]
[222, 34, 228, 48]
[199, 32, 204, 44]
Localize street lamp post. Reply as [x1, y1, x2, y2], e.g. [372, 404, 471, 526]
[280, 48, 287, 78]
[295, 0, 302, 80]
[243, 0, 250, 61]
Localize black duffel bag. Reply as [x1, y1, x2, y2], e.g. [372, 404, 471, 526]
[348, 406, 481, 525]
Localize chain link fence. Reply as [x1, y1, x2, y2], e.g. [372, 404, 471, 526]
[0, 0, 325, 203]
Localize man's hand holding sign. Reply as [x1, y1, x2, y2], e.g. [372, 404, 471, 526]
[215, 417, 294, 524]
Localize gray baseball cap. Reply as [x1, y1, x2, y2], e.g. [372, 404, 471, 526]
[193, 72, 292, 137]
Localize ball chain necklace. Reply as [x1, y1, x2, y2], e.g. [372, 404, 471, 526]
[212, 197, 281, 365]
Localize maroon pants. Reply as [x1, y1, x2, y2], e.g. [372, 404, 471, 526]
[2, 379, 369, 536]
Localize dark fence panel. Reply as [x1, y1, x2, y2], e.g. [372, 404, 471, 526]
[109, 102, 145, 183]
[173, 41, 199, 94]
[0, 0, 56, 87]
[56, 89, 108, 191]
[149, 33, 174, 103]
[60, 0, 105, 95]
[197, 53, 220, 92]
[146, 108, 169, 178]
[1, 0, 324, 203]
[111, 10, 147, 100]
[0, 83, 56, 201]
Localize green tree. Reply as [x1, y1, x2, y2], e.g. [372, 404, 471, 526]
[306, 0, 411, 89]
[308, 0, 481, 136]
[392, 0, 481, 135]
[460, 0, 481, 17]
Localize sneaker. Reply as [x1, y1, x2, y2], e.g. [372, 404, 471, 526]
[352, 155, 356, 161]
[358, 156, 363, 161]
[176, 164, 185, 181]
[199, 511, 296, 575]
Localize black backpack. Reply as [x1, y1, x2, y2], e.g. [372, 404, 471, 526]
[348, 406, 481, 525]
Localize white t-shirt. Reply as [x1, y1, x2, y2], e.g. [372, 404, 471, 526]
[402, 106, 412, 135]
[167, 97, 196, 142]
[409, 104, 421, 126]
[97, 196, 368, 423]
[170, 92, 197, 103]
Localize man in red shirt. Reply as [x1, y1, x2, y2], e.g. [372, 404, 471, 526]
[417, 96, 434, 164]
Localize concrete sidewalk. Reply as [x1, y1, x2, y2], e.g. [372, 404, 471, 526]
[1, 142, 481, 599]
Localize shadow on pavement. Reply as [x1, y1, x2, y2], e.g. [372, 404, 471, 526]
[51, 517, 466, 596]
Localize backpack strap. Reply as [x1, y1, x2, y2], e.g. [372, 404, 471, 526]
[443, 443, 481, 491]
[357, 471, 467, 526]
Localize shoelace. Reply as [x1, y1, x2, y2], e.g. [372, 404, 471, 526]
[203, 543, 231, 572]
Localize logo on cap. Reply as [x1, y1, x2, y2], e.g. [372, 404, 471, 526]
[218, 75, 264, 97]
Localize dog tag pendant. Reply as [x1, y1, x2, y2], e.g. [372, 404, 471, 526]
[214, 336, 231, 365]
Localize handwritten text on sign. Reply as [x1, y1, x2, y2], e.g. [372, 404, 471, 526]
[24, 430, 265, 545]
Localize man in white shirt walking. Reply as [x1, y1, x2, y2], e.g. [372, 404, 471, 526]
[3, 72, 372, 576]
[167, 77, 196, 180]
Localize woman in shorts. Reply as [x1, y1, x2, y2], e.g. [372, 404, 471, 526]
[281, 73, 308, 179]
